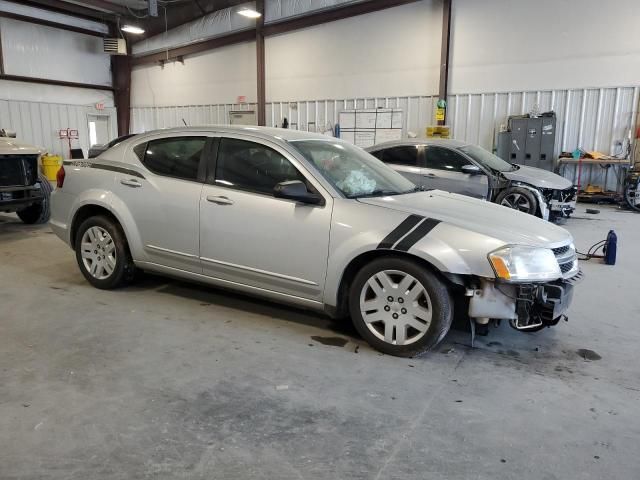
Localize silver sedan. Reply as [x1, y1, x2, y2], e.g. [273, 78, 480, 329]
[51, 127, 580, 356]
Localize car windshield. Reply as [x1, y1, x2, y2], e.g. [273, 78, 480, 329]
[458, 144, 515, 172]
[290, 139, 416, 198]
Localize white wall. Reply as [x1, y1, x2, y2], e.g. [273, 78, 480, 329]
[450, 0, 640, 94]
[0, 0, 109, 34]
[0, 18, 112, 87]
[0, 81, 116, 158]
[130, 1, 442, 107]
[265, 0, 442, 101]
[130, 42, 257, 107]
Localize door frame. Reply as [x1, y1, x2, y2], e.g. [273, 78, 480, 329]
[87, 114, 112, 147]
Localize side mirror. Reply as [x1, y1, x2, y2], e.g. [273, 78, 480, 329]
[461, 164, 482, 175]
[274, 180, 323, 205]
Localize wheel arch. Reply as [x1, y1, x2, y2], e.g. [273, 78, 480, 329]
[70, 204, 121, 249]
[329, 249, 464, 319]
[503, 182, 548, 219]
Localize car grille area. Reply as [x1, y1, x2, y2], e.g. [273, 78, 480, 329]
[553, 243, 578, 278]
[0, 155, 38, 187]
[553, 186, 578, 203]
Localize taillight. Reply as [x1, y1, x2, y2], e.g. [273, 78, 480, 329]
[56, 165, 65, 188]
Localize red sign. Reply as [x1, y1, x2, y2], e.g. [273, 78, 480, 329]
[237, 95, 247, 104]
[95, 102, 105, 110]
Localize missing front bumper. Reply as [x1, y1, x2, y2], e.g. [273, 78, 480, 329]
[468, 273, 583, 332]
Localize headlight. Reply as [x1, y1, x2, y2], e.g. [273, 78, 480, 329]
[488, 245, 561, 282]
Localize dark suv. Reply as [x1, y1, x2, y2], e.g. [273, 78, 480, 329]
[0, 135, 52, 224]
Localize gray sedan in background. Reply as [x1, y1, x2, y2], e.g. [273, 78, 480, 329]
[366, 139, 577, 221]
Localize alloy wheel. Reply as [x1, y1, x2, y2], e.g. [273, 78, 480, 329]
[501, 193, 531, 212]
[359, 270, 432, 346]
[80, 226, 117, 280]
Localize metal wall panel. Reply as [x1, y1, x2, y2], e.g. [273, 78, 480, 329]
[447, 86, 640, 191]
[131, 86, 639, 189]
[0, 99, 117, 158]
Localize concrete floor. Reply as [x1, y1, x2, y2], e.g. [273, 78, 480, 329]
[1, 205, 639, 480]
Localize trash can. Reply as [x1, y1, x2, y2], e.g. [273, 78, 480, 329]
[41, 155, 62, 181]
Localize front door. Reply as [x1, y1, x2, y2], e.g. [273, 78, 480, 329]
[423, 145, 489, 198]
[199, 136, 332, 301]
[114, 135, 208, 272]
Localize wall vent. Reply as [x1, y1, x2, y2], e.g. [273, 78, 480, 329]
[103, 38, 127, 55]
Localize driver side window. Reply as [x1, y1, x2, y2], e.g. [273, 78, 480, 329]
[215, 138, 307, 196]
[425, 146, 470, 172]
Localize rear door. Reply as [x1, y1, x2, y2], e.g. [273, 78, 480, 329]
[370, 145, 425, 187]
[115, 135, 209, 272]
[423, 145, 489, 198]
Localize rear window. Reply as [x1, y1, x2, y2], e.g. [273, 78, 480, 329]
[140, 137, 206, 181]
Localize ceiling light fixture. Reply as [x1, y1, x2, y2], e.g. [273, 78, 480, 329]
[237, 8, 261, 18]
[122, 25, 145, 34]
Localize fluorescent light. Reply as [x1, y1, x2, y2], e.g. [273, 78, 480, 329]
[122, 25, 145, 34]
[237, 8, 261, 18]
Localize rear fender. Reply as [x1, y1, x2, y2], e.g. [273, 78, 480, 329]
[69, 190, 147, 261]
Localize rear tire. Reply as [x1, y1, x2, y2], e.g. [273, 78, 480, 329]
[74, 215, 136, 289]
[495, 187, 538, 216]
[349, 257, 453, 357]
[16, 174, 52, 224]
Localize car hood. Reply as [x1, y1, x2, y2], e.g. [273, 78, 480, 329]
[503, 165, 573, 190]
[359, 190, 572, 247]
[0, 137, 44, 155]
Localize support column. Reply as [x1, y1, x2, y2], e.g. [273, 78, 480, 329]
[111, 28, 132, 136]
[256, 0, 266, 126]
[438, 0, 452, 126]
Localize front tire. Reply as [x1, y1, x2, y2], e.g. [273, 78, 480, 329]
[349, 257, 453, 357]
[74, 215, 136, 289]
[16, 174, 52, 224]
[496, 187, 538, 216]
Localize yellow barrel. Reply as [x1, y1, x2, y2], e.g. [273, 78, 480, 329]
[41, 155, 62, 181]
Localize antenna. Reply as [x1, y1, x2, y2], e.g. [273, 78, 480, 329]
[182, 118, 188, 126]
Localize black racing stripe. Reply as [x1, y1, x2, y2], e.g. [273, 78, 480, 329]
[90, 163, 145, 179]
[394, 218, 441, 252]
[377, 214, 424, 249]
[63, 160, 145, 179]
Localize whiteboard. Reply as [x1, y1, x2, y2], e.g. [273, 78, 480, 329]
[375, 129, 402, 144]
[340, 111, 356, 129]
[355, 131, 376, 148]
[375, 111, 392, 128]
[355, 111, 377, 129]
[339, 108, 403, 148]
[340, 131, 355, 144]
[391, 111, 403, 128]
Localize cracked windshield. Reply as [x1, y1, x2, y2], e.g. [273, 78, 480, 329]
[290, 140, 416, 198]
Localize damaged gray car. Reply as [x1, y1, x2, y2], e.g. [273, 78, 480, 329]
[366, 139, 577, 221]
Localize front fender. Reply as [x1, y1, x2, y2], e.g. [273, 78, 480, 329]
[510, 182, 549, 220]
[323, 201, 496, 308]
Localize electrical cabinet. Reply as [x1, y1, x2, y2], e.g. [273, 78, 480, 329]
[497, 113, 557, 171]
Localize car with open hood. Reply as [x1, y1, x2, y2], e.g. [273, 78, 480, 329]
[366, 139, 576, 221]
[50, 126, 581, 357]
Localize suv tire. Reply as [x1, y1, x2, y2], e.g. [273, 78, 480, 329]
[349, 257, 453, 357]
[16, 174, 52, 224]
[496, 187, 538, 216]
[74, 215, 136, 289]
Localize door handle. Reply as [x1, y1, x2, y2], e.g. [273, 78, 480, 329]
[206, 195, 234, 205]
[120, 179, 142, 188]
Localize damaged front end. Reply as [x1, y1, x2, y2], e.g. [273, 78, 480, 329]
[467, 242, 583, 333]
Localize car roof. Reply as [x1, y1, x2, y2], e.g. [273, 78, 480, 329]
[131, 125, 335, 143]
[365, 138, 470, 150]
